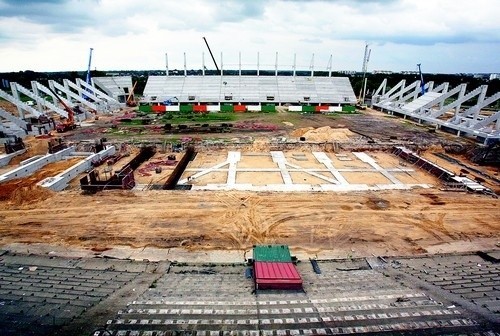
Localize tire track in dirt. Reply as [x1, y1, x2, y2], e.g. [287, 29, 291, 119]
[0, 190, 498, 254]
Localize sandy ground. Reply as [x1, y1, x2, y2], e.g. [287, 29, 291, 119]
[0, 158, 82, 205]
[178, 150, 438, 186]
[0, 109, 498, 259]
[0, 189, 498, 258]
[421, 150, 500, 193]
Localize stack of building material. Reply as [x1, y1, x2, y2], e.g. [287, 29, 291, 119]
[252, 244, 303, 290]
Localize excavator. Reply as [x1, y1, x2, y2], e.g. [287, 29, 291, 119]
[47, 87, 78, 133]
[126, 81, 138, 107]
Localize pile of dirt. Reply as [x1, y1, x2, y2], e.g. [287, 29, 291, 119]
[291, 126, 355, 142]
[9, 186, 54, 206]
[291, 127, 314, 137]
[250, 138, 270, 151]
[8, 136, 50, 165]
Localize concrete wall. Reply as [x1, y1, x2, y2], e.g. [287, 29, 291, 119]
[0, 147, 75, 183]
[0, 149, 27, 167]
[20, 155, 45, 166]
[38, 146, 116, 191]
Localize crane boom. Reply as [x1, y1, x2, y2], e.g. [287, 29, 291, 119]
[202, 37, 220, 75]
[417, 63, 425, 95]
[359, 43, 371, 104]
[86, 48, 94, 85]
[47, 86, 75, 125]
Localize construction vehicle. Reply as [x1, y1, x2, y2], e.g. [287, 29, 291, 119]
[48, 137, 67, 154]
[164, 96, 178, 105]
[126, 81, 138, 107]
[47, 87, 77, 133]
[3, 135, 25, 154]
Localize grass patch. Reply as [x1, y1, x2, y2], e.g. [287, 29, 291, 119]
[160, 112, 237, 123]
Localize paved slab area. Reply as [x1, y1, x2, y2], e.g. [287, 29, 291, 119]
[395, 254, 500, 315]
[1, 251, 498, 335]
[182, 151, 430, 191]
[0, 252, 155, 336]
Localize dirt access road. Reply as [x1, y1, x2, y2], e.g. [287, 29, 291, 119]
[0, 189, 498, 257]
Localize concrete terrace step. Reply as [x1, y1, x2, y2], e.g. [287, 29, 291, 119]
[121, 304, 441, 321]
[128, 292, 429, 308]
[97, 318, 479, 336]
[397, 258, 500, 313]
[108, 309, 461, 325]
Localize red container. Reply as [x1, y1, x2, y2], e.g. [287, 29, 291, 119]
[152, 104, 166, 112]
[254, 261, 303, 290]
[315, 105, 329, 112]
[234, 104, 246, 112]
[193, 104, 208, 113]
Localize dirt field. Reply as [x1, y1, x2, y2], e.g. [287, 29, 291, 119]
[0, 189, 497, 257]
[0, 158, 82, 205]
[0, 106, 498, 258]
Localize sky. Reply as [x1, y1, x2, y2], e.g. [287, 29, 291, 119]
[0, 0, 499, 73]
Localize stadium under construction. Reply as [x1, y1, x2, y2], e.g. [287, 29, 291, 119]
[0, 51, 499, 336]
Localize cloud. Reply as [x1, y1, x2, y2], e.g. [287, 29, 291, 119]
[300, 38, 323, 44]
[0, 0, 98, 32]
[0, 0, 499, 72]
[282, 0, 397, 3]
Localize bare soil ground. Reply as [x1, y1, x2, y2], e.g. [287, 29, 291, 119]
[0, 158, 82, 205]
[0, 107, 498, 258]
[0, 189, 497, 257]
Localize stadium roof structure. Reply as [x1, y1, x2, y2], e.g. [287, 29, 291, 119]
[92, 76, 133, 102]
[143, 75, 357, 105]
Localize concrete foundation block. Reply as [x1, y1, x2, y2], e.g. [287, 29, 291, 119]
[37, 146, 116, 191]
[0, 146, 75, 183]
[0, 148, 27, 167]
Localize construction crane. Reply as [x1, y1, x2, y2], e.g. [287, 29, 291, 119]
[417, 63, 425, 95]
[202, 37, 220, 75]
[85, 48, 94, 85]
[358, 43, 371, 107]
[126, 81, 138, 107]
[47, 87, 77, 133]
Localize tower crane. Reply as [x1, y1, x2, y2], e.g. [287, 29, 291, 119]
[85, 48, 94, 85]
[358, 43, 371, 106]
[417, 63, 425, 95]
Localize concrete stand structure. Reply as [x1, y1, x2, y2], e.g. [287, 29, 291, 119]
[372, 79, 500, 144]
[0, 148, 26, 167]
[38, 146, 116, 191]
[0, 147, 75, 183]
